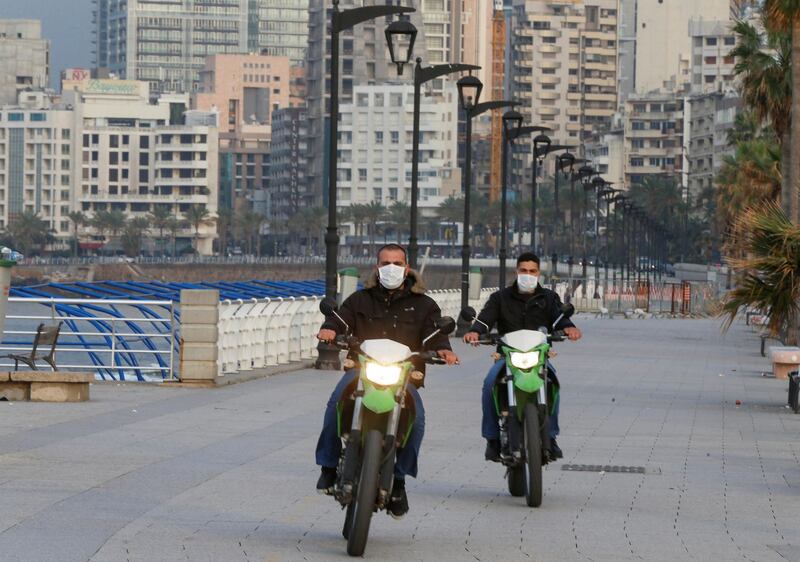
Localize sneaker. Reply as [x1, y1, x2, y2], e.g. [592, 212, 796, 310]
[484, 438, 501, 462]
[316, 466, 337, 495]
[549, 438, 563, 460]
[387, 479, 409, 519]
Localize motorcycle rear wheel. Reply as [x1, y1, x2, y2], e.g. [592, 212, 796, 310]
[346, 429, 383, 556]
[524, 403, 543, 507]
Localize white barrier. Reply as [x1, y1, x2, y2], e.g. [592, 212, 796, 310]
[214, 288, 497, 376]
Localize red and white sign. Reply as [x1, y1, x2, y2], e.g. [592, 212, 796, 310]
[62, 68, 90, 82]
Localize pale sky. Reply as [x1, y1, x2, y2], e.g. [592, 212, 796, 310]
[0, 0, 93, 89]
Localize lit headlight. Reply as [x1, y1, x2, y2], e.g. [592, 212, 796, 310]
[510, 351, 539, 370]
[365, 362, 403, 386]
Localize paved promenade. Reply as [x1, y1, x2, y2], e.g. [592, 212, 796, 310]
[0, 317, 798, 561]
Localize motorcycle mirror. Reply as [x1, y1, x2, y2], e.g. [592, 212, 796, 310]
[560, 303, 575, 319]
[436, 316, 457, 335]
[459, 306, 477, 322]
[319, 297, 338, 317]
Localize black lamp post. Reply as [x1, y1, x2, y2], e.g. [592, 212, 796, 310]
[553, 152, 574, 276]
[455, 74, 516, 323]
[317, 0, 415, 370]
[566, 158, 588, 285]
[500, 109, 523, 288]
[599, 185, 617, 286]
[530, 133, 551, 252]
[591, 175, 606, 299]
[578, 165, 596, 283]
[406, 56, 480, 269]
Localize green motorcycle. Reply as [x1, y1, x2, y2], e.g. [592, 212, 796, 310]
[462, 303, 574, 507]
[319, 298, 455, 556]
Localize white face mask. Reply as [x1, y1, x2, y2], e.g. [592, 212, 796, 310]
[378, 264, 407, 290]
[517, 274, 539, 293]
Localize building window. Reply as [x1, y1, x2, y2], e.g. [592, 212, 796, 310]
[30, 113, 45, 122]
[629, 157, 644, 167]
[632, 121, 645, 130]
[8, 113, 23, 121]
[706, 37, 717, 46]
[375, 132, 383, 144]
[391, 131, 399, 144]
[724, 36, 735, 46]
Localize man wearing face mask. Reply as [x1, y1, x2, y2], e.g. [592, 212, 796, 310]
[314, 244, 459, 519]
[463, 252, 581, 462]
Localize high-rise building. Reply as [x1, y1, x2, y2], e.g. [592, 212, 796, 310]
[687, 90, 739, 197]
[304, 0, 427, 208]
[0, 93, 73, 237]
[617, 0, 636, 104]
[0, 79, 220, 254]
[623, 91, 685, 187]
[634, 0, 731, 94]
[0, 20, 50, 106]
[92, 0, 308, 94]
[270, 106, 309, 223]
[193, 54, 293, 135]
[688, 19, 738, 94]
[510, 0, 619, 148]
[335, 83, 460, 214]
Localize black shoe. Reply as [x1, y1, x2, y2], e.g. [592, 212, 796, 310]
[549, 438, 563, 460]
[388, 479, 409, 519]
[316, 466, 337, 495]
[484, 439, 501, 462]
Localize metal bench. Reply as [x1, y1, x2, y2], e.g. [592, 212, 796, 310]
[2, 322, 62, 371]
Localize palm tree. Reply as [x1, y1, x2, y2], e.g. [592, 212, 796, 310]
[120, 216, 150, 257]
[386, 200, 410, 243]
[165, 216, 184, 258]
[721, 201, 800, 344]
[362, 201, 386, 255]
[438, 195, 463, 256]
[4, 211, 50, 256]
[300, 206, 327, 254]
[66, 211, 87, 257]
[184, 205, 215, 255]
[348, 204, 369, 256]
[764, 0, 800, 224]
[147, 205, 172, 256]
[731, 15, 792, 219]
[216, 207, 234, 256]
[90, 210, 126, 254]
[235, 210, 265, 256]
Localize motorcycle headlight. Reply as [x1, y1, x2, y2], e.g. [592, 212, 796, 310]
[365, 362, 403, 386]
[509, 351, 540, 370]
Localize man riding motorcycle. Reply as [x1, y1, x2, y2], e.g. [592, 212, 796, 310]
[315, 244, 459, 518]
[464, 252, 581, 462]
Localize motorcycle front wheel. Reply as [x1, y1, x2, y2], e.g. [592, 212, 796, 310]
[346, 429, 382, 556]
[524, 403, 543, 507]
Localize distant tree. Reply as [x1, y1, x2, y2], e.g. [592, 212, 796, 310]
[67, 211, 87, 257]
[184, 205, 215, 254]
[4, 211, 51, 256]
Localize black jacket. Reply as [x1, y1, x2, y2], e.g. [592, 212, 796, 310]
[321, 269, 452, 373]
[470, 282, 576, 336]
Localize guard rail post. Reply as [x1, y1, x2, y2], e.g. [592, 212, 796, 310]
[0, 254, 16, 339]
[179, 289, 220, 384]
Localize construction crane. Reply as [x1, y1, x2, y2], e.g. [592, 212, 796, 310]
[489, 0, 506, 203]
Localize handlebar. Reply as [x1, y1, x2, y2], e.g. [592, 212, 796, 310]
[331, 335, 446, 364]
[418, 351, 446, 365]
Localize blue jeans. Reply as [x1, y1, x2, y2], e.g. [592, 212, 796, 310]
[315, 369, 425, 479]
[481, 359, 560, 441]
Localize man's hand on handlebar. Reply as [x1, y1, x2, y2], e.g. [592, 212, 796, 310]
[564, 327, 582, 341]
[437, 349, 460, 365]
[317, 328, 337, 342]
[463, 331, 481, 346]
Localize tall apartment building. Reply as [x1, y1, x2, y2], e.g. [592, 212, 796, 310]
[617, 0, 636, 103]
[305, 0, 427, 208]
[623, 91, 685, 187]
[92, 0, 308, 94]
[270, 106, 309, 223]
[419, 0, 488, 94]
[510, 0, 619, 148]
[0, 79, 219, 254]
[585, 127, 625, 187]
[689, 19, 737, 94]
[687, 90, 739, 197]
[0, 93, 74, 238]
[634, 0, 731, 94]
[336, 83, 459, 219]
[0, 20, 50, 106]
[193, 54, 292, 134]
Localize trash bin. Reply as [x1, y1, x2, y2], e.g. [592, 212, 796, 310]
[338, 267, 359, 306]
[0, 249, 18, 340]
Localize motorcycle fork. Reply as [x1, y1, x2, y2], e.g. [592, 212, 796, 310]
[504, 368, 524, 461]
[538, 368, 551, 459]
[377, 378, 408, 508]
[337, 381, 365, 505]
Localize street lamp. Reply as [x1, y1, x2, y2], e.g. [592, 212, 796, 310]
[553, 151, 575, 275]
[507, 125, 550, 253]
[578, 165, 597, 283]
[456, 74, 516, 325]
[406, 55, 480, 269]
[318, 0, 416, 370]
[385, 19, 417, 75]
[500, 109, 523, 288]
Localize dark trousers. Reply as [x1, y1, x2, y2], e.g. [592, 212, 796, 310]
[315, 369, 425, 479]
[481, 359, 560, 441]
